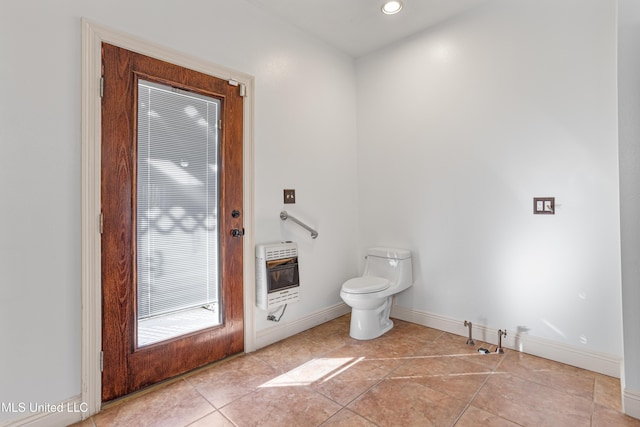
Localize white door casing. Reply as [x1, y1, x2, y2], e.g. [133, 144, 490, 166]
[81, 18, 256, 417]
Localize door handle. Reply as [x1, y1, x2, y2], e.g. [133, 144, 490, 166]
[231, 228, 245, 238]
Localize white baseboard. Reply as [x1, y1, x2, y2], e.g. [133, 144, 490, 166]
[255, 303, 351, 349]
[0, 395, 86, 427]
[623, 388, 640, 419]
[391, 305, 621, 378]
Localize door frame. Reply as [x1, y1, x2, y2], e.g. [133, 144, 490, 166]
[81, 18, 256, 417]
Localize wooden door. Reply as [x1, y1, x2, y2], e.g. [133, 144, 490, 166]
[101, 43, 244, 402]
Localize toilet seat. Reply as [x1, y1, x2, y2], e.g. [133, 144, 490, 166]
[342, 277, 390, 294]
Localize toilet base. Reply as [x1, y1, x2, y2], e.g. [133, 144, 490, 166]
[348, 296, 394, 340]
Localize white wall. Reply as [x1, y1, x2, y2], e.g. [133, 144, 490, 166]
[0, 0, 358, 423]
[1, 0, 635, 423]
[356, 0, 622, 355]
[618, 0, 640, 417]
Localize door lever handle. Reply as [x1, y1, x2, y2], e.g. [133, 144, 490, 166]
[231, 228, 245, 238]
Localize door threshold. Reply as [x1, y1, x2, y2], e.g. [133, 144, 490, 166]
[100, 351, 245, 409]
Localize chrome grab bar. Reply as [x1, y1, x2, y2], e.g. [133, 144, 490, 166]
[280, 211, 318, 239]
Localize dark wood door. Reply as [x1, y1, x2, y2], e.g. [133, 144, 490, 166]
[101, 43, 244, 402]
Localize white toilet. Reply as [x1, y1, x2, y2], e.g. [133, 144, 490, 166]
[340, 247, 413, 340]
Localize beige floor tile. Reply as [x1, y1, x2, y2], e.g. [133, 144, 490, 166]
[497, 351, 596, 400]
[186, 411, 235, 427]
[594, 373, 623, 411]
[455, 405, 520, 426]
[252, 333, 321, 373]
[352, 337, 422, 359]
[315, 377, 380, 407]
[92, 379, 214, 427]
[358, 330, 440, 360]
[399, 371, 489, 403]
[457, 352, 505, 370]
[320, 408, 377, 426]
[301, 315, 352, 342]
[393, 353, 496, 377]
[348, 377, 468, 426]
[220, 386, 341, 426]
[498, 350, 593, 377]
[592, 403, 640, 427]
[312, 357, 392, 405]
[389, 354, 493, 401]
[322, 342, 409, 372]
[186, 354, 279, 408]
[380, 319, 445, 348]
[472, 373, 593, 426]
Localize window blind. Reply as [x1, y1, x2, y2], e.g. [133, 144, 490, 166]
[136, 79, 220, 320]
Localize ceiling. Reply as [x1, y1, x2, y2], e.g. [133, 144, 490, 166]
[246, 0, 489, 57]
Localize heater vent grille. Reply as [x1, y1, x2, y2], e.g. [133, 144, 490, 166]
[265, 246, 297, 260]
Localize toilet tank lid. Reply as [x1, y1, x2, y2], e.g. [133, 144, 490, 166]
[367, 247, 411, 259]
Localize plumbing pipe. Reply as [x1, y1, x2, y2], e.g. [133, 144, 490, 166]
[463, 320, 475, 345]
[497, 329, 507, 354]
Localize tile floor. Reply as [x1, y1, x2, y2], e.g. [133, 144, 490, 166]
[71, 315, 640, 426]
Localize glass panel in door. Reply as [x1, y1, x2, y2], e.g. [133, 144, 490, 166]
[136, 79, 221, 347]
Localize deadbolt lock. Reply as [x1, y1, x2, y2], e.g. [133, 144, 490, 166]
[231, 228, 245, 238]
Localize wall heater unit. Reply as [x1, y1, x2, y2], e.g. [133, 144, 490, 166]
[255, 242, 300, 310]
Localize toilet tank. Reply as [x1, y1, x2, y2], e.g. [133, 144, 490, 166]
[363, 247, 412, 286]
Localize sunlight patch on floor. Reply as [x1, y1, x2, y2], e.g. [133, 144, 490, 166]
[259, 357, 363, 387]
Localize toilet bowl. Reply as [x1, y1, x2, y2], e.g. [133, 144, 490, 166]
[340, 247, 413, 340]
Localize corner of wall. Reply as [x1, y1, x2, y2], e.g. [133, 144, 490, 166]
[623, 388, 640, 420]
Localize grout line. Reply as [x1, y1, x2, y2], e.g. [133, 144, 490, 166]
[181, 407, 220, 427]
[452, 349, 510, 426]
[590, 376, 597, 427]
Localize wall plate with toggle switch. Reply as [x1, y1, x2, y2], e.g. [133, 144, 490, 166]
[533, 197, 555, 214]
[284, 189, 296, 204]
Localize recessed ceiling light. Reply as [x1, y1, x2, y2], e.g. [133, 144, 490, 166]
[381, 1, 403, 15]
